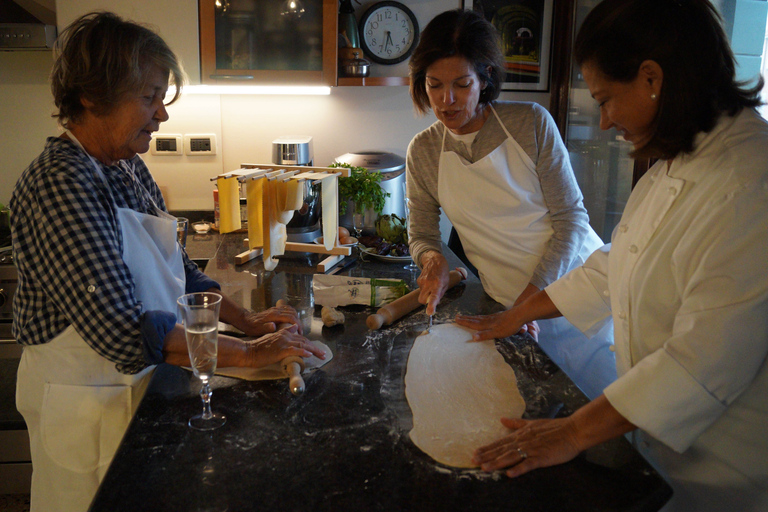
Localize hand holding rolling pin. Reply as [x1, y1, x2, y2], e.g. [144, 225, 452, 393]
[367, 267, 468, 330]
[275, 299, 314, 395]
[240, 324, 322, 370]
[416, 250, 452, 316]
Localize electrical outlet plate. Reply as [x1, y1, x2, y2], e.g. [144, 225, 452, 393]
[184, 134, 217, 156]
[151, 134, 183, 155]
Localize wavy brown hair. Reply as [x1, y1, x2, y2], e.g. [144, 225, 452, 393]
[574, 0, 764, 160]
[51, 11, 185, 128]
[409, 9, 505, 115]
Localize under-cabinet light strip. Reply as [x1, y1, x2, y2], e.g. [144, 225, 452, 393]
[169, 85, 331, 96]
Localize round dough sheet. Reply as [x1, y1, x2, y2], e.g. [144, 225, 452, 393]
[405, 323, 525, 468]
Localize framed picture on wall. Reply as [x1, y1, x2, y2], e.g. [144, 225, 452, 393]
[463, 0, 554, 91]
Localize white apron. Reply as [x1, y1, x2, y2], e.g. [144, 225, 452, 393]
[16, 135, 186, 512]
[438, 106, 555, 307]
[437, 106, 615, 399]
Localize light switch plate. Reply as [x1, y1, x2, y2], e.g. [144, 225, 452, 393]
[151, 134, 183, 155]
[184, 134, 217, 156]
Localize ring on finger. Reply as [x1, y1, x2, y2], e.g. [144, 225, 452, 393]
[516, 447, 528, 460]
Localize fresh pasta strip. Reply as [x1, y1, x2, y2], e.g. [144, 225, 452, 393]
[261, 178, 286, 271]
[285, 178, 304, 211]
[246, 177, 264, 250]
[320, 175, 338, 252]
[216, 176, 242, 233]
[275, 178, 293, 225]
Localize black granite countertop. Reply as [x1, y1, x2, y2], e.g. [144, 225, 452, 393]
[89, 233, 672, 512]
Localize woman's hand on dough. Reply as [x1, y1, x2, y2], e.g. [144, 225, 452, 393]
[472, 417, 582, 478]
[455, 308, 524, 341]
[474, 395, 636, 478]
[417, 251, 450, 315]
[239, 304, 303, 336]
[243, 326, 324, 368]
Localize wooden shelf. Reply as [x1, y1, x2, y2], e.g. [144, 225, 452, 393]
[337, 76, 410, 87]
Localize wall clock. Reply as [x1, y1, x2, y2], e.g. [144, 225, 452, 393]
[358, 1, 420, 65]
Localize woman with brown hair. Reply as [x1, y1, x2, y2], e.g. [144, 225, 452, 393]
[405, 9, 614, 399]
[457, 1, 768, 509]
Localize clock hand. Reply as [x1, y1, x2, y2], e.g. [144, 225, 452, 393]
[384, 31, 393, 52]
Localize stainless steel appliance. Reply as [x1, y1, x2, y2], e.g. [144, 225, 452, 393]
[0, 239, 32, 495]
[272, 135, 313, 166]
[334, 151, 406, 235]
[272, 136, 322, 244]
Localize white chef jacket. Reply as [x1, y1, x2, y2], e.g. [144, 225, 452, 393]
[546, 108, 768, 510]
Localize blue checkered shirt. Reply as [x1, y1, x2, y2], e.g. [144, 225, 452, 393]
[10, 137, 218, 374]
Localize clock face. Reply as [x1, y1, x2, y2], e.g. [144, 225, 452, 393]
[359, 1, 419, 65]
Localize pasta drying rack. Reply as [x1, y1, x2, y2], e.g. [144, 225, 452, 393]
[213, 164, 352, 273]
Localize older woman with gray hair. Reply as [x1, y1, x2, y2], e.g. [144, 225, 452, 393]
[10, 12, 322, 511]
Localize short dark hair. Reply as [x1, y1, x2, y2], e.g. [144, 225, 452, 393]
[574, 0, 763, 160]
[51, 11, 186, 127]
[409, 9, 505, 115]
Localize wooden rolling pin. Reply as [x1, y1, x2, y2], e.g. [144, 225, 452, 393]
[276, 299, 305, 396]
[366, 267, 468, 330]
[281, 356, 306, 395]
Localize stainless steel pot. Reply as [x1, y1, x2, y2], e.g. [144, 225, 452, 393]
[339, 58, 370, 77]
[334, 151, 405, 235]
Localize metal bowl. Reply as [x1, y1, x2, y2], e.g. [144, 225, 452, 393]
[340, 58, 370, 77]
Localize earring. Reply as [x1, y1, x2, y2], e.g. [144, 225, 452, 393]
[651, 94, 658, 100]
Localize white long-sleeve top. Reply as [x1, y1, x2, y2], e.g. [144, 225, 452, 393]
[546, 108, 768, 510]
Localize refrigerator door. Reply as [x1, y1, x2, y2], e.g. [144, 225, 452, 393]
[564, 0, 636, 243]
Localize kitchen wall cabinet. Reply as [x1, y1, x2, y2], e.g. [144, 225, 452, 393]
[197, 0, 461, 87]
[198, 0, 337, 85]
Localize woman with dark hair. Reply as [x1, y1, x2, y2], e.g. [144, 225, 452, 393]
[406, 9, 613, 399]
[11, 12, 323, 511]
[457, 1, 768, 509]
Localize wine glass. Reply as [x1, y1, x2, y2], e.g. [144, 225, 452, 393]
[404, 196, 419, 271]
[177, 292, 226, 431]
[352, 209, 366, 238]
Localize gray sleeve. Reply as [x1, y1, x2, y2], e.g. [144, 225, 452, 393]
[525, 104, 592, 289]
[405, 123, 444, 267]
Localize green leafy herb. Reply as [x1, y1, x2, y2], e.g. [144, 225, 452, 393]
[330, 162, 391, 215]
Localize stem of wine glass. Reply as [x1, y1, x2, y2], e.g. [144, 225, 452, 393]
[199, 380, 214, 420]
[352, 212, 364, 238]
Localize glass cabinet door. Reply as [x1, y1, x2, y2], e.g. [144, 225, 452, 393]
[199, 0, 337, 85]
